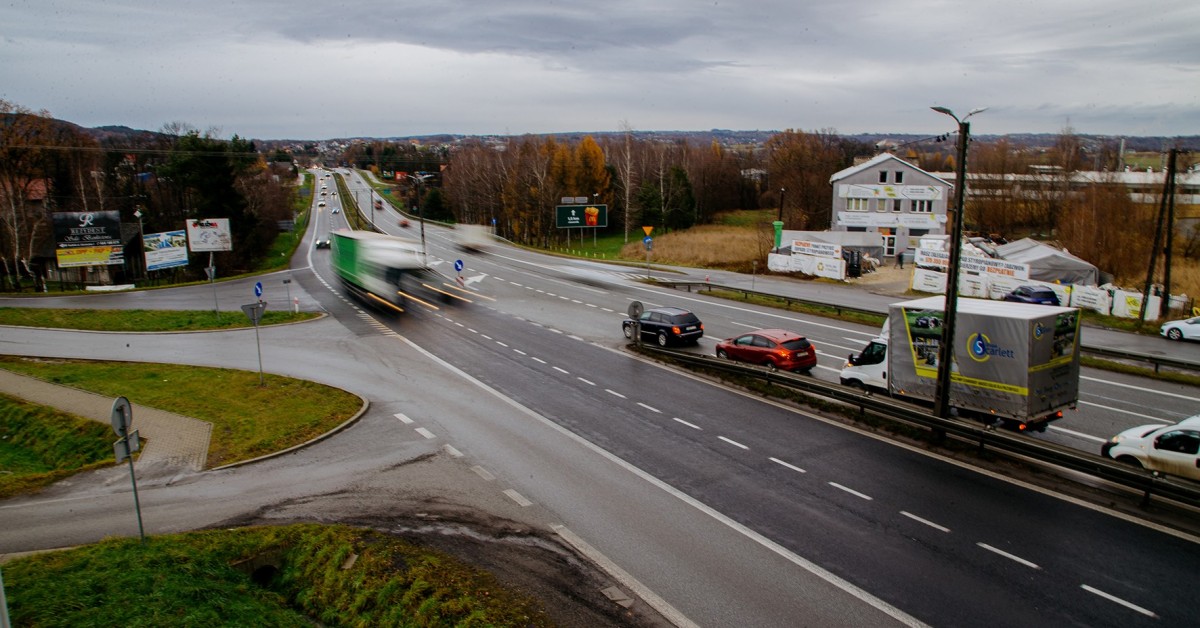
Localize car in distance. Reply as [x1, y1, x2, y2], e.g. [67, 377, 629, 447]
[1102, 416, 1200, 481]
[622, 307, 703, 347]
[1160, 316, 1200, 341]
[317, 200, 326, 207]
[315, 239, 331, 249]
[716, 328, 817, 373]
[1003, 285, 1060, 306]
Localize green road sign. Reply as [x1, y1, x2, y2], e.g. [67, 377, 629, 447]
[556, 204, 607, 228]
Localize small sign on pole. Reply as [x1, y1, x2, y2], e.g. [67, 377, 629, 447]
[110, 396, 146, 542]
[241, 302, 268, 386]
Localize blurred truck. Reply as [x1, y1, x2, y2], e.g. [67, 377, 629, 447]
[330, 230, 451, 312]
[455, 224, 492, 252]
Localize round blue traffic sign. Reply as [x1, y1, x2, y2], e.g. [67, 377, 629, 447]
[254, 281, 263, 297]
[643, 236, 652, 244]
[454, 259, 464, 272]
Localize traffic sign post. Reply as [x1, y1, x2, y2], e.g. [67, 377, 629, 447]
[643, 237, 653, 279]
[110, 396, 146, 543]
[241, 301, 268, 386]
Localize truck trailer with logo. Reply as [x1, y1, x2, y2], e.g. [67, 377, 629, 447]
[839, 296, 1080, 431]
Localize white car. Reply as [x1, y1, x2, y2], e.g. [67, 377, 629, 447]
[1160, 316, 1200, 341]
[1102, 416, 1200, 481]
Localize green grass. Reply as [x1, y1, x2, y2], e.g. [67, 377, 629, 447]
[0, 357, 361, 468]
[0, 393, 116, 498]
[0, 307, 318, 331]
[3, 523, 553, 627]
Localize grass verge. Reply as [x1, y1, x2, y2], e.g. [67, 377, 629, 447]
[0, 307, 318, 331]
[0, 393, 116, 499]
[3, 523, 552, 627]
[0, 356, 361, 469]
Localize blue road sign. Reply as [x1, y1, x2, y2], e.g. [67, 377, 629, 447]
[254, 281, 263, 297]
[454, 259, 464, 272]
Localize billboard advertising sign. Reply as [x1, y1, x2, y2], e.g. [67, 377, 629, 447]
[53, 211, 123, 267]
[556, 204, 607, 228]
[186, 218, 233, 252]
[143, 230, 189, 271]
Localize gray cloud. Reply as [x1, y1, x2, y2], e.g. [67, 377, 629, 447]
[3, 0, 1197, 138]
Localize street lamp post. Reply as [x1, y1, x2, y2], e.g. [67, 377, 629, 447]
[773, 188, 786, 251]
[408, 174, 432, 263]
[133, 206, 145, 280]
[930, 106, 987, 419]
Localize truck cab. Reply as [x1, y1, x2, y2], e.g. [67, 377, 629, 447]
[841, 338, 888, 390]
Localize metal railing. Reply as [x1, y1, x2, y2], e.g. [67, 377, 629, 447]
[654, 280, 1200, 374]
[634, 344, 1200, 509]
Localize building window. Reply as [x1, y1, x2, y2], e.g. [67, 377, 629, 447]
[895, 171, 904, 184]
[911, 200, 933, 213]
[892, 198, 902, 212]
[847, 198, 868, 211]
[878, 171, 888, 183]
[909, 229, 929, 237]
[877, 199, 890, 212]
[848, 227, 867, 232]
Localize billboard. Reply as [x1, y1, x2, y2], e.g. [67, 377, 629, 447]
[556, 204, 607, 228]
[186, 218, 233, 252]
[143, 230, 189, 271]
[52, 211, 124, 267]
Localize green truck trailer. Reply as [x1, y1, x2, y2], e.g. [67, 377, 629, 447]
[330, 230, 450, 312]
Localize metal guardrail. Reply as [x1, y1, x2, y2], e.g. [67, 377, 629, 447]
[636, 344, 1200, 509]
[654, 280, 1200, 374]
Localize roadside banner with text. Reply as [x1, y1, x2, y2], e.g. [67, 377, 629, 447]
[790, 240, 842, 259]
[143, 230, 189, 271]
[186, 218, 233, 252]
[53, 211, 123, 267]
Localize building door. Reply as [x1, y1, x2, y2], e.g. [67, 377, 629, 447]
[883, 234, 897, 257]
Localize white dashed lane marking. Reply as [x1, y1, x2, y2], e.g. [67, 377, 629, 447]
[1080, 585, 1157, 618]
[900, 511, 950, 533]
[977, 543, 1040, 569]
[829, 482, 873, 500]
[769, 457, 806, 474]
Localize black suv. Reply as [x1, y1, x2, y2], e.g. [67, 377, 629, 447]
[622, 307, 704, 347]
[1003, 285, 1060, 306]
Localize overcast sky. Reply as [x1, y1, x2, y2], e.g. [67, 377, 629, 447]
[4, 1, 1198, 140]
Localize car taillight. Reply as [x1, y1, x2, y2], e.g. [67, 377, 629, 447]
[672, 326, 681, 334]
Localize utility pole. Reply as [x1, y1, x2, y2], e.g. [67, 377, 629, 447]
[1139, 148, 1184, 322]
[930, 106, 987, 420]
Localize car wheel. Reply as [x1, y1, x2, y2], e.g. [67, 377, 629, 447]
[716, 349, 729, 360]
[623, 325, 634, 339]
[766, 360, 778, 372]
[1116, 455, 1144, 469]
[657, 332, 669, 347]
[1167, 328, 1183, 341]
[843, 378, 864, 389]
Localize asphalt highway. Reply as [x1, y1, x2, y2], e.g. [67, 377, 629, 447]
[2, 168, 1198, 627]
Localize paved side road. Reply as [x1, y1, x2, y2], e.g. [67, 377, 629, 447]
[0, 369, 211, 472]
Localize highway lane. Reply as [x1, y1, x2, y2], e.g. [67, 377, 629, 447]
[390, 225, 1200, 459]
[387, 286, 1199, 627]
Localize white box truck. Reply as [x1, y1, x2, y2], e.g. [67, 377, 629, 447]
[840, 296, 1081, 431]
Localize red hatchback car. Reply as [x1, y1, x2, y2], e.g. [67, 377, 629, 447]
[716, 329, 817, 373]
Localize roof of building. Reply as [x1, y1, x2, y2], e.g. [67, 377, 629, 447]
[829, 152, 952, 186]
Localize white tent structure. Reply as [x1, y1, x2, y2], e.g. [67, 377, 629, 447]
[994, 238, 1099, 286]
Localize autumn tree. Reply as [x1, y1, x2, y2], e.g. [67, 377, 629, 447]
[0, 101, 64, 290]
[764, 129, 850, 230]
